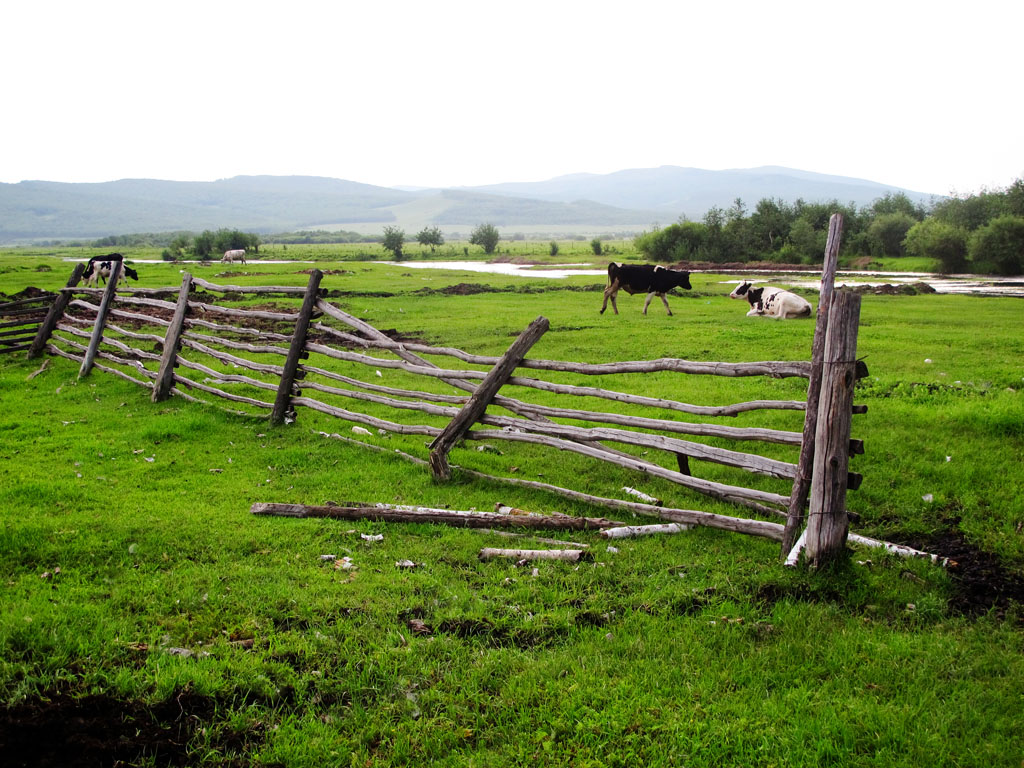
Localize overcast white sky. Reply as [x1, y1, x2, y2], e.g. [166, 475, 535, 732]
[3, 0, 1021, 197]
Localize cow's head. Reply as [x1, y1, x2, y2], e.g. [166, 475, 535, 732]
[675, 270, 692, 290]
[123, 265, 140, 281]
[729, 282, 752, 299]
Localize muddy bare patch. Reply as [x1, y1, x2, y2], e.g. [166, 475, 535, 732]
[888, 529, 1024, 621]
[0, 689, 267, 768]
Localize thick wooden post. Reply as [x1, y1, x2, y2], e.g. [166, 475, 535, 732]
[27, 263, 86, 359]
[781, 213, 843, 557]
[78, 261, 122, 378]
[151, 272, 193, 402]
[805, 290, 861, 567]
[271, 269, 323, 425]
[429, 316, 550, 480]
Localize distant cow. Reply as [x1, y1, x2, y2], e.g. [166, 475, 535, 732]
[600, 263, 692, 316]
[730, 281, 813, 319]
[82, 253, 139, 288]
[222, 249, 247, 265]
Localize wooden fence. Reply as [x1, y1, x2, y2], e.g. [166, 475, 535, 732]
[23, 215, 865, 565]
[1, 289, 56, 356]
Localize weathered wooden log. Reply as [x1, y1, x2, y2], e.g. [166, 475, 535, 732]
[78, 261, 122, 378]
[191, 276, 309, 295]
[314, 429, 788, 541]
[0, 343, 32, 354]
[250, 501, 621, 530]
[309, 314, 811, 379]
[0, 306, 51, 318]
[174, 357, 279, 391]
[429, 316, 550, 480]
[104, 323, 165, 342]
[600, 523, 693, 539]
[272, 269, 323, 426]
[314, 300, 553, 424]
[466, 427, 790, 511]
[805, 290, 862, 567]
[56, 323, 162, 362]
[69, 299, 173, 327]
[0, 333, 36, 344]
[1, 294, 56, 310]
[185, 316, 291, 341]
[182, 332, 289, 356]
[115, 295, 179, 311]
[479, 548, 587, 562]
[179, 337, 286, 375]
[2, 316, 45, 330]
[293, 395, 442, 436]
[187, 301, 299, 322]
[28, 263, 85, 359]
[300, 370, 469, 404]
[783, 213, 844, 556]
[173, 374, 275, 409]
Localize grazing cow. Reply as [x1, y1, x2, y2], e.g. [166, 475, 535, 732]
[600, 263, 692, 315]
[729, 281, 813, 319]
[82, 253, 139, 288]
[222, 249, 247, 265]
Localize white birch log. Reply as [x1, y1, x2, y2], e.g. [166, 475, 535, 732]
[478, 548, 587, 562]
[600, 523, 693, 539]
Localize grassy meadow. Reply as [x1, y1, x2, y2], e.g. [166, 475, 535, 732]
[1, 246, 1022, 767]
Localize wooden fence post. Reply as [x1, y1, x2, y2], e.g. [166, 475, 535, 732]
[805, 289, 862, 567]
[781, 213, 843, 558]
[271, 269, 323, 425]
[151, 272, 193, 402]
[429, 316, 550, 481]
[27, 263, 86, 359]
[78, 261, 122, 378]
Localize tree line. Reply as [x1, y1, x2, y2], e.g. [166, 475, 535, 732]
[634, 178, 1024, 275]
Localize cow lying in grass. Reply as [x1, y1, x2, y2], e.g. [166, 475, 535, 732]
[729, 281, 813, 319]
[83, 254, 139, 288]
[600, 263, 692, 316]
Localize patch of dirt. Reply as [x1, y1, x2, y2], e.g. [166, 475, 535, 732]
[299, 268, 353, 276]
[887, 529, 1024, 621]
[845, 282, 937, 296]
[9, 286, 54, 301]
[0, 689, 266, 768]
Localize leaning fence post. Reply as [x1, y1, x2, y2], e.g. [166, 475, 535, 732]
[781, 213, 843, 558]
[429, 315, 550, 481]
[28, 263, 86, 359]
[151, 272, 193, 402]
[805, 289, 862, 567]
[78, 261, 122, 378]
[271, 269, 323, 426]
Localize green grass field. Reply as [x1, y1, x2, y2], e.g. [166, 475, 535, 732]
[1, 248, 1021, 767]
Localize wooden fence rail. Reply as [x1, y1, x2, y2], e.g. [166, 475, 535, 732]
[26, 216, 863, 564]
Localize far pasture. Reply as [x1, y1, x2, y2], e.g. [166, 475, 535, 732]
[1, 247, 1022, 767]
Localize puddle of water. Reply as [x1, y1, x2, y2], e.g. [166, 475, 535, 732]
[377, 261, 607, 279]
[723, 272, 1024, 298]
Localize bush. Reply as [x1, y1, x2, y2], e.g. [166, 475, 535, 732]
[968, 215, 1024, 275]
[590, 239, 603, 256]
[549, 241, 559, 257]
[903, 219, 968, 273]
[469, 224, 500, 255]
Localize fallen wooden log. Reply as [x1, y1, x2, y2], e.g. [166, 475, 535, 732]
[250, 501, 622, 531]
[600, 523, 694, 539]
[478, 548, 588, 562]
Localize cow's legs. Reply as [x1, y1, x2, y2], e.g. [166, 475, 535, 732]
[659, 293, 673, 316]
[642, 292, 655, 315]
[600, 281, 620, 314]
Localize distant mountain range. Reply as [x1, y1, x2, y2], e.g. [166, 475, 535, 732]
[0, 166, 941, 243]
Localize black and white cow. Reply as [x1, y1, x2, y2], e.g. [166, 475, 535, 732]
[729, 281, 813, 319]
[600, 263, 692, 315]
[83, 253, 139, 288]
